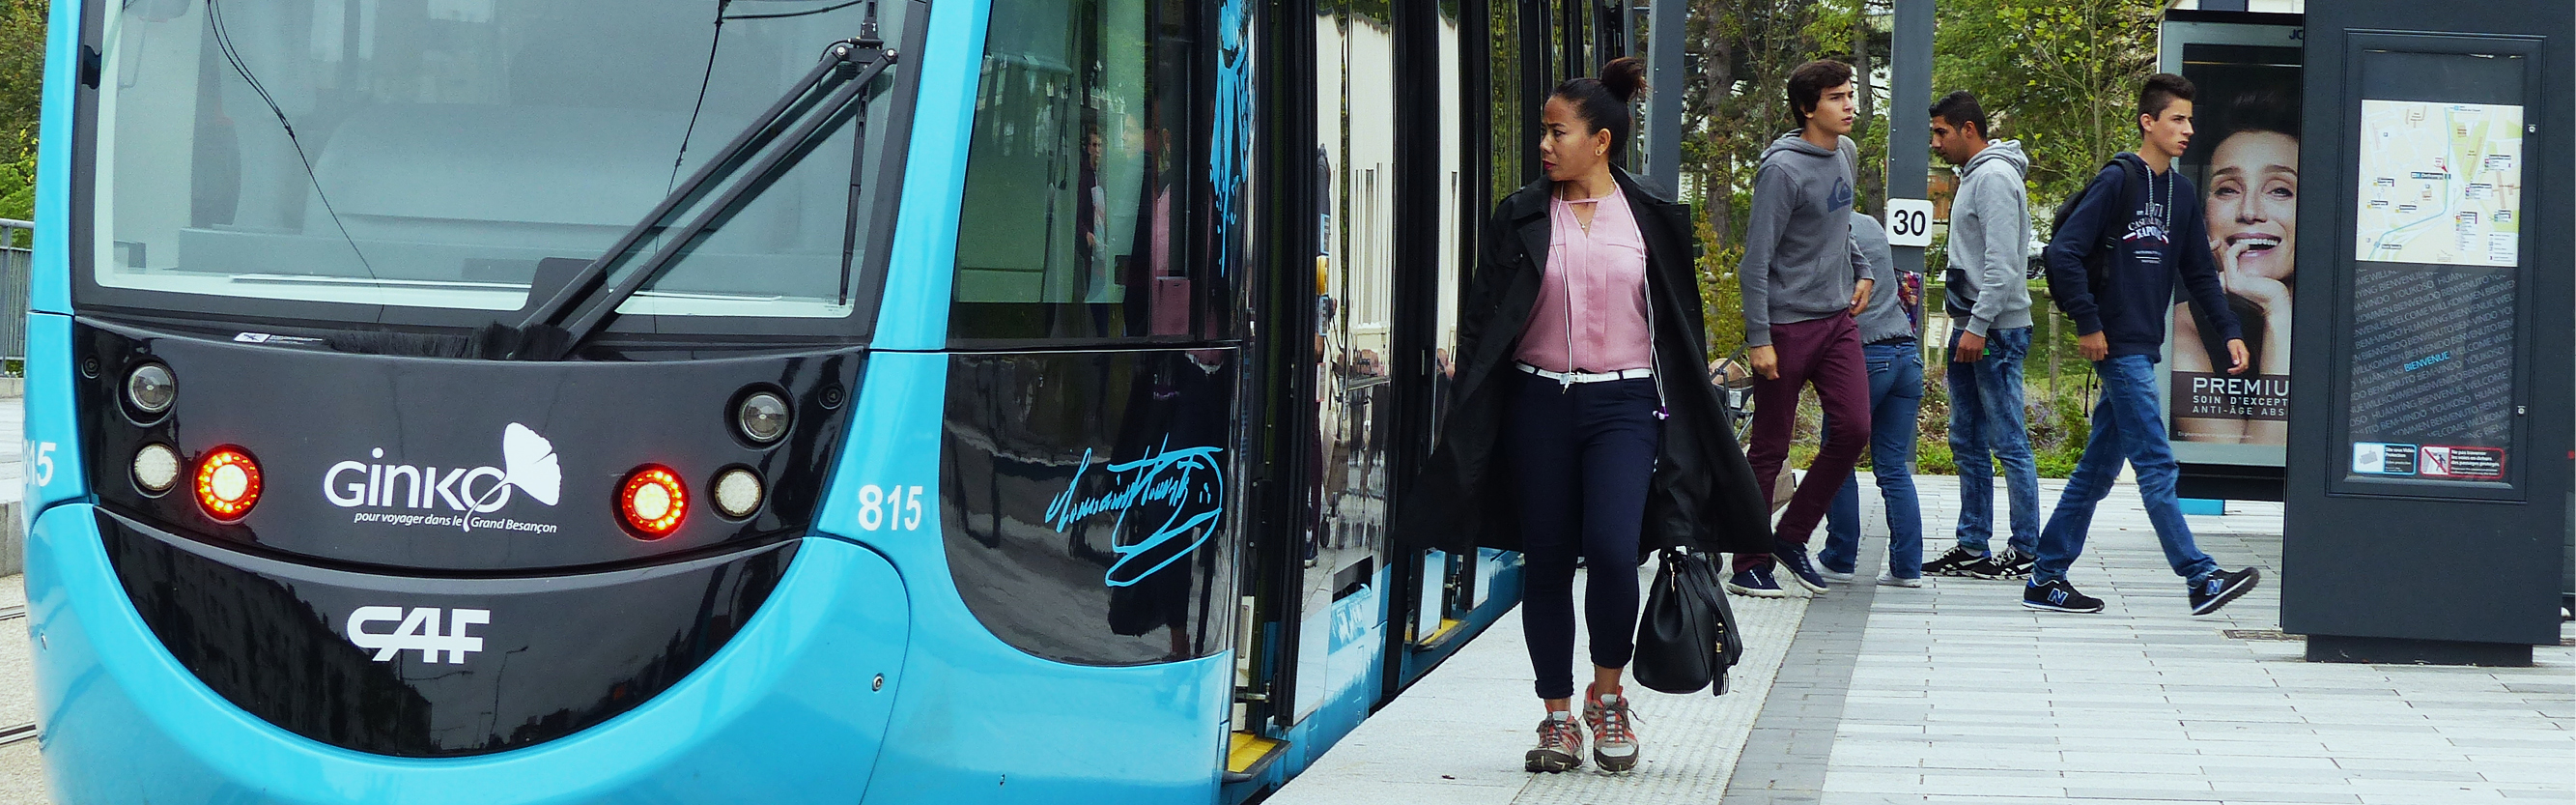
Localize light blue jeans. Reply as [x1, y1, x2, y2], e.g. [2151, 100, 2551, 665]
[1946, 326, 2040, 556]
[2031, 355, 2220, 586]
[1820, 340, 1925, 579]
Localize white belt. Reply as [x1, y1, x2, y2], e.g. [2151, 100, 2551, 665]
[1518, 362, 1654, 384]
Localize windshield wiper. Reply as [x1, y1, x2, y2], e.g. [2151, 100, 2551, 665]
[498, 17, 897, 359]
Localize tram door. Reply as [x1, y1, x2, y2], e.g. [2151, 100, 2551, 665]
[1401, 1, 1484, 655]
[1278, 0, 1397, 735]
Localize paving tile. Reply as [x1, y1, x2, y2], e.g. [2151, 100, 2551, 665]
[1274, 475, 2576, 805]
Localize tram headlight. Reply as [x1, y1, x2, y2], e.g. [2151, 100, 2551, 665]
[127, 362, 176, 416]
[619, 465, 688, 539]
[133, 443, 182, 494]
[712, 467, 764, 519]
[736, 391, 790, 445]
[194, 446, 263, 521]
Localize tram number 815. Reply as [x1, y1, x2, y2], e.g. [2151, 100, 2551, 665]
[857, 485, 927, 532]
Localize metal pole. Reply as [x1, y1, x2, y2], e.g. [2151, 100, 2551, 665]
[1646, 0, 1683, 193]
[1888, 0, 1932, 284]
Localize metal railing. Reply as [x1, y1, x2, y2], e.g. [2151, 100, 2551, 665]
[1, 217, 28, 373]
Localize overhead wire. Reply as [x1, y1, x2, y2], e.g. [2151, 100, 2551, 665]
[204, 0, 378, 278]
[668, 0, 732, 192]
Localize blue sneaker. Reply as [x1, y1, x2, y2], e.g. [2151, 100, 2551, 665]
[1770, 542, 1830, 594]
[1724, 565, 1790, 598]
[2023, 579, 2104, 613]
[2188, 568, 2260, 616]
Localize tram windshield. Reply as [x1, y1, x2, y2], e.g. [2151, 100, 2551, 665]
[81, 0, 912, 329]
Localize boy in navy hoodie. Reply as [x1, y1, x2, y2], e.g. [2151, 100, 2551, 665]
[2030, 73, 2262, 616]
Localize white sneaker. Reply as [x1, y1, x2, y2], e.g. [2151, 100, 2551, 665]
[1876, 571, 1923, 588]
[1818, 564, 1857, 583]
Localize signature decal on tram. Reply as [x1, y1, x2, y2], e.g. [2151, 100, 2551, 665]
[323, 423, 563, 534]
[1043, 442, 1227, 588]
[345, 606, 491, 664]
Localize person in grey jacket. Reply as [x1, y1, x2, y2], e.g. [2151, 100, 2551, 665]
[1918, 91, 2043, 581]
[1728, 59, 1874, 598]
[1817, 211, 1926, 587]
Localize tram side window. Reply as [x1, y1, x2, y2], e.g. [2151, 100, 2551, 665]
[949, 0, 1218, 344]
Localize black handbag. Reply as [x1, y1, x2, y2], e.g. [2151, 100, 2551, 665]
[1630, 547, 1744, 696]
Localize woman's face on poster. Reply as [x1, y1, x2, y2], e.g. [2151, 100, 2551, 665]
[2205, 129, 2300, 282]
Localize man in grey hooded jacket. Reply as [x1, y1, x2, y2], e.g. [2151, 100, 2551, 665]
[1921, 91, 2043, 580]
[1728, 59, 1874, 598]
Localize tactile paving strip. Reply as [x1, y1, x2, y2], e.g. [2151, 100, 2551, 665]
[1512, 577, 1813, 804]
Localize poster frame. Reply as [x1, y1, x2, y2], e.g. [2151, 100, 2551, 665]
[2320, 31, 2546, 503]
[2156, 13, 2307, 474]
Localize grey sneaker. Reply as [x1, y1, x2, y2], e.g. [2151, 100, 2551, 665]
[1583, 686, 1640, 772]
[1876, 571, 1924, 588]
[1525, 711, 1584, 773]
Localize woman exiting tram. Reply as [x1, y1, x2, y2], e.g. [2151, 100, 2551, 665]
[1395, 58, 1771, 774]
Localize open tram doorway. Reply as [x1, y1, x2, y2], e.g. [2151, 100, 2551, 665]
[1224, 0, 1611, 794]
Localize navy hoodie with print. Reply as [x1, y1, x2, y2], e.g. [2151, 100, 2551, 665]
[2045, 152, 2241, 359]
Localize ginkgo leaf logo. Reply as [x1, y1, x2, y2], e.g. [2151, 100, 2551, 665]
[465, 423, 561, 516]
[498, 423, 561, 506]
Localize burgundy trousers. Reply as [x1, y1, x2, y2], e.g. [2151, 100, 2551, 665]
[1735, 312, 1872, 572]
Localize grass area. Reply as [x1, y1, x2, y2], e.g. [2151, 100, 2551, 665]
[1779, 369, 2093, 479]
[1777, 283, 2100, 479]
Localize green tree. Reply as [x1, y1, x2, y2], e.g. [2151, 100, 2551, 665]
[0, 0, 43, 155]
[0, 129, 30, 229]
[1684, 0, 1831, 359]
[0, 0, 43, 240]
[1932, 0, 2162, 208]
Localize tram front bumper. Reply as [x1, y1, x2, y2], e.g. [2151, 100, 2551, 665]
[24, 503, 913, 805]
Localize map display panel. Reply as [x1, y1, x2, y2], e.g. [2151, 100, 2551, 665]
[2354, 100, 2524, 267]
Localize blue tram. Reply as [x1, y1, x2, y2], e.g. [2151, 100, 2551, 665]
[19, 0, 1646, 800]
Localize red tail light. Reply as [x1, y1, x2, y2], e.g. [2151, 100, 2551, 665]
[619, 466, 687, 539]
[195, 446, 263, 521]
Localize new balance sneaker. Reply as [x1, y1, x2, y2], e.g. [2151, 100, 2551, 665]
[2023, 579, 2105, 613]
[1876, 571, 1924, 589]
[1725, 565, 1790, 598]
[1582, 685, 1640, 773]
[1924, 545, 1990, 577]
[1525, 711, 1584, 773]
[2188, 567, 2262, 616]
[1770, 542, 1830, 594]
[1970, 549, 2034, 580]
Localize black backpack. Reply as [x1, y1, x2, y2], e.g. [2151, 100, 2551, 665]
[2045, 154, 2150, 304]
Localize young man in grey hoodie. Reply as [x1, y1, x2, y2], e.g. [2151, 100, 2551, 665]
[1728, 59, 1874, 598]
[1920, 91, 2044, 581]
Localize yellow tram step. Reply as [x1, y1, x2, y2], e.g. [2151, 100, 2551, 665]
[1224, 732, 1288, 782]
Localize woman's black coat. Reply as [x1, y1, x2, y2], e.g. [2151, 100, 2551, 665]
[1394, 169, 1772, 558]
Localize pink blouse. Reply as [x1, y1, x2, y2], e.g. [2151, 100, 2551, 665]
[1515, 189, 1653, 373]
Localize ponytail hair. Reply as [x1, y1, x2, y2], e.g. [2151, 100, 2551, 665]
[1552, 57, 1649, 160]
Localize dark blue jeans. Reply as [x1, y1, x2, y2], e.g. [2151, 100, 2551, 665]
[1505, 371, 1659, 701]
[1820, 340, 1925, 579]
[2032, 356, 2220, 586]
[1946, 326, 2040, 556]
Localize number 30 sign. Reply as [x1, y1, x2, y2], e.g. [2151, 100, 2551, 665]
[1883, 198, 1934, 247]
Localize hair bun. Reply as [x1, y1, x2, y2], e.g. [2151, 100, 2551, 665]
[1601, 57, 1648, 103]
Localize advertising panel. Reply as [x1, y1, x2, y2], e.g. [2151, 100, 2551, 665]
[2160, 19, 2304, 465]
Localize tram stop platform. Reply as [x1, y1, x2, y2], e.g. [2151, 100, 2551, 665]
[1266, 477, 2575, 805]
